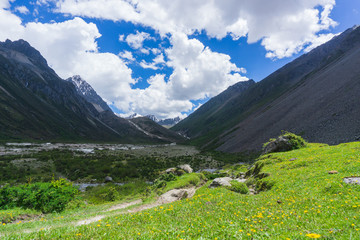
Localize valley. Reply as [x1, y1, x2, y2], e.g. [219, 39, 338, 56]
[0, 139, 359, 239]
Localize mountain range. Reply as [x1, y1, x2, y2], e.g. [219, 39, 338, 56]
[126, 114, 182, 128]
[0, 39, 183, 143]
[173, 25, 360, 152]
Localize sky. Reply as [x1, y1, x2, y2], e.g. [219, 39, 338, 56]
[0, 0, 359, 120]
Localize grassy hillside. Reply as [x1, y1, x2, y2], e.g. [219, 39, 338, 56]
[1, 141, 359, 239]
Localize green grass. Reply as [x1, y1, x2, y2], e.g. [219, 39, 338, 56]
[162, 173, 206, 193]
[1, 142, 360, 239]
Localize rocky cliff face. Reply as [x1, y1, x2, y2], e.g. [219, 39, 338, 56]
[67, 75, 112, 113]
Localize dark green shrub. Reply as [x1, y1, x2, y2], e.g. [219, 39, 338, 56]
[100, 186, 119, 202]
[263, 132, 306, 153]
[0, 178, 78, 213]
[153, 172, 177, 189]
[202, 171, 226, 180]
[226, 181, 249, 194]
[256, 178, 275, 192]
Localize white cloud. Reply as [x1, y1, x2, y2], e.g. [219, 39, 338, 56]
[15, 5, 29, 14]
[304, 33, 337, 53]
[118, 34, 125, 42]
[125, 31, 154, 49]
[166, 33, 247, 100]
[55, 0, 338, 59]
[139, 53, 165, 70]
[118, 50, 135, 61]
[139, 60, 158, 70]
[0, 0, 341, 119]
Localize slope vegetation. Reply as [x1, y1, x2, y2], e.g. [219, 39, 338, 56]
[2, 141, 359, 239]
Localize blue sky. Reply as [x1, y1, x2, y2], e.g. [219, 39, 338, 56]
[1, 0, 359, 119]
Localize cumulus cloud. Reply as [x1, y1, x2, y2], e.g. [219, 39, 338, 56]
[15, 6, 29, 14]
[125, 31, 154, 49]
[118, 50, 135, 61]
[166, 33, 247, 100]
[55, 0, 338, 59]
[0, 0, 340, 119]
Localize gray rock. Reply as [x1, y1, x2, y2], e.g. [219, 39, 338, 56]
[178, 164, 193, 173]
[165, 168, 176, 174]
[235, 178, 247, 183]
[343, 177, 360, 185]
[209, 177, 233, 188]
[263, 136, 294, 154]
[157, 188, 195, 204]
[104, 176, 113, 182]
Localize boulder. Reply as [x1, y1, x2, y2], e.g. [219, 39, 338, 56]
[178, 164, 193, 173]
[343, 177, 360, 185]
[263, 136, 293, 154]
[157, 188, 193, 204]
[209, 177, 232, 188]
[165, 168, 176, 174]
[104, 176, 113, 183]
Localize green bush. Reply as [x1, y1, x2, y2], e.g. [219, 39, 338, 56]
[202, 171, 226, 180]
[263, 132, 306, 153]
[256, 178, 275, 192]
[0, 178, 78, 213]
[153, 172, 177, 189]
[226, 180, 249, 194]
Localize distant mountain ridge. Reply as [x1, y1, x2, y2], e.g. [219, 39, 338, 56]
[126, 113, 182, 128]
[0, 39, 184, 143]
[173, 26, 360, 152]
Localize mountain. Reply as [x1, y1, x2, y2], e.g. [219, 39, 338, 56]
[126, 113, 182, 128]
[129, 117, 184, 142]
[172, 79, 256, 138]
[157, 117, 182, 128]
[126, 113, 143, 119]
[173, 25, 360, 152]
[67, 75, 112, 113]
[0, 39, 183, 143]
[146, 115, 159, 122]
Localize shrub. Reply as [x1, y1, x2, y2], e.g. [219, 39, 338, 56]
[0, 178, 78, 213]
[256, 178, 275, 192]
[202, 171, 226, 180]
[153, 172, 177, 189]
[263, 132, 306, 154]
[226, 181, 249, 194]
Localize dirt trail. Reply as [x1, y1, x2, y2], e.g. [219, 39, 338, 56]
[76, 187, 196, 226]
[75, 199, 143, 226]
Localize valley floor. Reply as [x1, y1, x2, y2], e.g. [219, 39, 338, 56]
[0, 142, 360, 239]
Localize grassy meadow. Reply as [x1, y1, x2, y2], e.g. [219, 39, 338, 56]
[0, 141, 359, 239]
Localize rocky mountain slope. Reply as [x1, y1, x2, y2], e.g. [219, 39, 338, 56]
[173, 26, 360, 152]
[67, 75, 112, 113]
[0, 39, 183, 143]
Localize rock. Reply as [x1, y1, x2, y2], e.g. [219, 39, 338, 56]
[178, 164, 193, 173]
[165, 168, 176, 174]
[343, 177, 360, 185]
[104, 176, 113, 182]
[289, 158, 297, 161]
[209, 177, 232, 188]
[235, 178, 247, 183]
[262, 133, 305, 154]
[263, 136, 293, 154]
[157, 188, 195, 204]
[328, 170, 338, 174]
